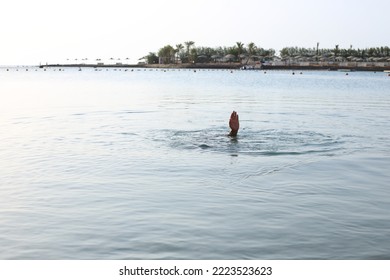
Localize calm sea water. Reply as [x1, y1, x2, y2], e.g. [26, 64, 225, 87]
[0, 67, 389, 259]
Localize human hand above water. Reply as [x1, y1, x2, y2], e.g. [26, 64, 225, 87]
[229, 111, 239, 137]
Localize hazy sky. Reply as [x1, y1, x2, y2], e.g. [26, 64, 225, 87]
[1, 0, 389, 65]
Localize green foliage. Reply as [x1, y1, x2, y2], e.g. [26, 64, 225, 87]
[146, 42, 390, 64]
[146, 41, 276, 63]
[144, 52, 158, 64]
[158, 45, 175, 64]
[236, 42, 244, 56]
[183, 41, 195, 63]
[280, 45, 390, 60]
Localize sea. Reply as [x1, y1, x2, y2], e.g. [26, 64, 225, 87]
[0, 66, 389, 259]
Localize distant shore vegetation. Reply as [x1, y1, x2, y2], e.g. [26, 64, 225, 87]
[142, 42, 390, 64]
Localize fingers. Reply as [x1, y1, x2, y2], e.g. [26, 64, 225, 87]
[231, 111, 238, 120]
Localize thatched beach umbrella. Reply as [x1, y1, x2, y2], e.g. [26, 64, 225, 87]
[197, 55, 208, 63]
[211, 54, 221, 63]
[294, 55, 302, 61]
[224, 54, 236, 61]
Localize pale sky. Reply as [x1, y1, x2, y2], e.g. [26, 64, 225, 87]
[1, 0, 389, 65]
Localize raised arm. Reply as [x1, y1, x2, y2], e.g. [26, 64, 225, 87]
[229, 111, 239, 137]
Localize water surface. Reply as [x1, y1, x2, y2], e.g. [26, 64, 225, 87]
[1, 67, 389, 259]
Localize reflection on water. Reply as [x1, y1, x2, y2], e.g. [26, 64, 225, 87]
[0, 68, 390, 259]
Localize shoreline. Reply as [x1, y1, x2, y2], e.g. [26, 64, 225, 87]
[37, 63, 390, 72]
[38, 63, 240, 70]
[261, 65, 390, 72]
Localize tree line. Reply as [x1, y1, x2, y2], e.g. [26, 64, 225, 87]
[143, 42, 275, 64]
[280, 45, 390, 60]
[142, 42, 390, 64]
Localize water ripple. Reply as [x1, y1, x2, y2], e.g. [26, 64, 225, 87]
[152, 128, 346, 157]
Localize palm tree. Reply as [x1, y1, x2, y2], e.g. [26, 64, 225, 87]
[334, 45, 340, 58]
[246, 42, 257, 64]
[175, 43, 184, 63]
[190, 48, 198, 63]
[184, 41, 195, 63]
[236, 42, 244, 63]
